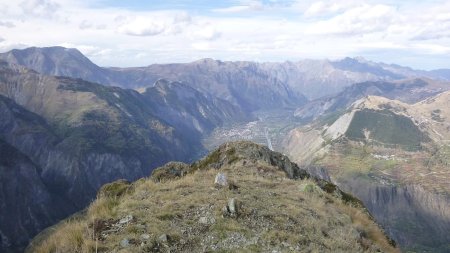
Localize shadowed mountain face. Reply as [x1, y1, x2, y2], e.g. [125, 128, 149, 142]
[142, 79, 250, 139]
[0, 57, 262, 251]
[0, 96, 73, 251]
[0, 62, 207, 252]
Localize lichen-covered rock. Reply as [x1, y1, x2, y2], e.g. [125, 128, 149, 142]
[118, 215, 133, 225]
[214, 172, 228, 187]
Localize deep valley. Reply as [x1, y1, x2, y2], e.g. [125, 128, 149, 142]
[0, 46, 449, 252]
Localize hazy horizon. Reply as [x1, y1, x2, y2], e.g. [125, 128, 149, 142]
[0, 0, 449, 70]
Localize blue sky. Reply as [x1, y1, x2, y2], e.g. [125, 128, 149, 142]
[0, 0, 449, 69]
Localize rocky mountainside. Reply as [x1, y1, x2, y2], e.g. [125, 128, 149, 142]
[142, 79, 250, 139]
[258, 57, 405, 99]
[0, 48, 308, 110]
[1, 46, 450, 252]
[283, 94, 450, 252]
[0, 57, 261, 252]
[0, 47, 111, 85]
[294, 78, 450, 122]
[0, 61, 212, 252]
[0, 96, 73, 252]
[28, 141, 398, 253]
[110, 58, 308, 111]
[4, 46, 450, 106]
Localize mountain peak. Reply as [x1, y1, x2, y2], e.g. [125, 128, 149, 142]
[0, 46, 110, 85]
[7, 46, 86, 63]
[29, 141, 398, 253]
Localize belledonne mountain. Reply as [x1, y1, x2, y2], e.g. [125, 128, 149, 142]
[28, 141, 399, 253]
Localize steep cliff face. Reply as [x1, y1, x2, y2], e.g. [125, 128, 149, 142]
[142, 79, 251, 138]
[310, 168, 450, 252]
[113, 59, 308, 111]
[0, 96, 72, 252]
[0, 63, 201, 252]
[340, 179, 450, 252]
[0, 140, 67, 252]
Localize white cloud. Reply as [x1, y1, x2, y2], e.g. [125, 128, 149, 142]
[0, 41, 29, 52]
[116, 12, 192, 37]
[19, 0, 60, 18]
[303, 1, 357, 17]
[409, 3, 450, 41]
[412, 43, 450, 55]
[188, 23, 221, 41]
[306, 4, 397, 36]
[0, 21, 15, 28]
[0, 0, 449, 69]
[79, 20, 92, 29]
[118, 18, 168, 36]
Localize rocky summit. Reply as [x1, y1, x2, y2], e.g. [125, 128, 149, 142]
[28, 141, 398, 253]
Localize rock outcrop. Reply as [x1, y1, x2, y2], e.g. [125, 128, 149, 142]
[28, 141, 399, 253]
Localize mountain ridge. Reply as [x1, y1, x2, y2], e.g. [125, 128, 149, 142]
[3, 46, 449, 103]
[28, 141, 399, 253]
[0, 63, 202, 252]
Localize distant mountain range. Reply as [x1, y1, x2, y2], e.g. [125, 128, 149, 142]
[294, 78, 449, 122]
[0, 46, 449, 252]
[1, 47, 449, 102]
